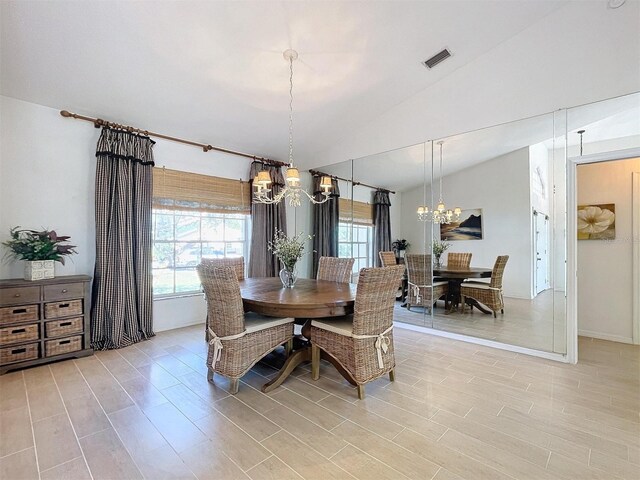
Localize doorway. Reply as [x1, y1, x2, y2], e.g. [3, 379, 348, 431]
[533, 209, 550, 296]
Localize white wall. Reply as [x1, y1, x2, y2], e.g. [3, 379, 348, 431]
[401, 148, 533, 298]
[577, 157, 640, 344]
[0, 95, 259, 332]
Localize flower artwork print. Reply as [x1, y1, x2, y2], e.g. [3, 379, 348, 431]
[577, 204, 615, 240]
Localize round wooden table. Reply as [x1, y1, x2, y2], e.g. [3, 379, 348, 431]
[238, 278, 357, 392]
[433, 266, 493, 314]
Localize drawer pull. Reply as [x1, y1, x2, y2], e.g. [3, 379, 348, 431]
[14, 294, 20, 298]
[11, 328, 26, 334]
[59, 340, 71, 345]
[59, 303, 70, 308]
[11, 348, 26, 354]
[13, 308, 27, 314]
[61, 289, 68, 293]
[59, 322, 72, 327]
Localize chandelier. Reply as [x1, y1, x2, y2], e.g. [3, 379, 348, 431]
[253, 49, 332, 207]
[417, 141, 461, 224]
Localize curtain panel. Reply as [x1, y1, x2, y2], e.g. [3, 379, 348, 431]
[373, 190, 392, 266]
[248, 162, 287, 277]
[91, 128, 155, 350]
[311, 176, 340, 278]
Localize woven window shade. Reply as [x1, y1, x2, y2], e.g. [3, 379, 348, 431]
[339, 198, 373, 225]
[152, 167, 251, 214]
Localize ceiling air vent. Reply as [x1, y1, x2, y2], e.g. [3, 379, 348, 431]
[423, 48, 452, 69]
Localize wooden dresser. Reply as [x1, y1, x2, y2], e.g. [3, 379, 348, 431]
[0, 275, 93, 374]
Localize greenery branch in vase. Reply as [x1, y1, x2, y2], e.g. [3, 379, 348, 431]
[268, 230, 313, 288]
[432, 240, 450, 268]
[2, 227, 77, 281]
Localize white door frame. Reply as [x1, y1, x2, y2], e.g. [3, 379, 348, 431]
[568, 147, 640, 363]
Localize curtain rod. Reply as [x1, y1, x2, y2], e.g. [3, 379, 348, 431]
[309, 169, 396, 195]
[59, 110, 288, 167]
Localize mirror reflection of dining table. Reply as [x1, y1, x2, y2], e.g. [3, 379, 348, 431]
[433, 266, 493, 314]
[239, 278, 357, 393]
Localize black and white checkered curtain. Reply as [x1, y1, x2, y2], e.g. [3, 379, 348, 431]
[90, 128, 155, 349]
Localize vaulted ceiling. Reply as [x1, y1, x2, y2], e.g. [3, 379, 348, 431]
[1, 1, 637, 170]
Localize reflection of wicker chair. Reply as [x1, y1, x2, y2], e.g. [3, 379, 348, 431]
[310, 265, 405, 400]
[405, 254, 449, 313]
[447, 252, 472, 268]
[201, 257, 245, 341]
[317, 257, 355, 283]
[379, 251, 397, 267]
[197, 263, 294, 394]
[461, 255, 509, 318]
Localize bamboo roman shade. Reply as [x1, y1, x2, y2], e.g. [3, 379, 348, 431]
[339, 198, 374, 225]
[152, 167, 251, 214]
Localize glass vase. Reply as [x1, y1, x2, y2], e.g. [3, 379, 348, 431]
[279, 266, 298, 288]
[434, 255, 442, 269]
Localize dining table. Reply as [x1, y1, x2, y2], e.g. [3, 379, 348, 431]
[433, 266, 493, 314]
[239, 277, 357, 393]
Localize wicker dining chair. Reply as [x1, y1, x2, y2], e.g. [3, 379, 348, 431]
[379, 251, 397, 267]
[201, 257, 245, 341]
[316, 256, 355, 283]
[405, 254, 449, 313]
[447, 252, 472, 268]
[461, 255, 509, 318]
[197, 263, 294, 394]
[309, 265, 405, 400]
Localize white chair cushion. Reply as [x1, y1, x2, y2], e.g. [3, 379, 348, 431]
[461, 283, 498, 291]
[311, 316, 354, 337]
[409, 281, 449, 288]
[433, 281, 449, 287]
[244, 312, 294, 333]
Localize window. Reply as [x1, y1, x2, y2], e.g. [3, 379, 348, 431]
[151, 167, 251, 296]
[152, 210, 249, 296]
[338, 222, 374, 276]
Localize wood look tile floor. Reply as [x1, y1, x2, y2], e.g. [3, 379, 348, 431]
[1, 325, 638, 480]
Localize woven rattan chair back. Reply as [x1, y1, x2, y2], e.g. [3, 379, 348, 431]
[197, 263, 245, 337]
[351, 265, 405, 336]
[200, 257, 245, 281]
[406, 254, 433, 287]
[378, 251, 397, 267]
[490, 255, 509, 288]
[447, 252, 472, 269]
[317, 257, 355, 283]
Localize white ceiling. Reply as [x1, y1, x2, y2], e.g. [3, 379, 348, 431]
[1, 0, 568, 164]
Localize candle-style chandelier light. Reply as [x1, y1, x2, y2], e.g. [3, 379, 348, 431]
[253, 49, 332, 207]
[417, 140, 461, 224]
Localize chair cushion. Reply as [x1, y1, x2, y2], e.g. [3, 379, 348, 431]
[433, 281, 449, 287]
[461, 283, 498, 291]
[244, 312, 294, 333]
[311, 316, 354, 337]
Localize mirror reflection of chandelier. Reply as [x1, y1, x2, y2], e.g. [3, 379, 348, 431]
[417, 140, 461, 224]
[253, 49, 332, 207]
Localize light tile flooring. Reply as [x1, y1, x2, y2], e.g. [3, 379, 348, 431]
[399, 289, 566, 353]
[1, 325, 638, 480]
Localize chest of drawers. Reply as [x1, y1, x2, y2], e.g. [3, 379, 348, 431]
[0, 275, 93, 374]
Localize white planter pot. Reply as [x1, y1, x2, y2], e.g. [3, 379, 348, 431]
[24, 260, 55, 281]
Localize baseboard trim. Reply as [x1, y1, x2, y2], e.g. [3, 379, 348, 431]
[155, 320, 204, 333]
[578, 329, 633, 345]
[394, 322, 569, 363]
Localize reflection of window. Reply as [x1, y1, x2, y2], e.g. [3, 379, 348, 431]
[151, 167, 251, 297]
[338, 222, 373, 276]
[152, 211, 249, 296]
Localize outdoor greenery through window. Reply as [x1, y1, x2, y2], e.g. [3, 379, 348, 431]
[338, 222, 373, 276]
[152, 209, 249, 296]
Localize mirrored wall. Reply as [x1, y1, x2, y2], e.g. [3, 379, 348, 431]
[310, 91, 638, 355]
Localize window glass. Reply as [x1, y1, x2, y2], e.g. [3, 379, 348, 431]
[152, 210, 249, 296]
[338, 222, 373, 276]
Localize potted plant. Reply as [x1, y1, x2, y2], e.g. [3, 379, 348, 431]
[268, 230, 312, 288]
[392, 239, 410, 258]
[432, 240, 450, 268]
[2, 227, 77, 281]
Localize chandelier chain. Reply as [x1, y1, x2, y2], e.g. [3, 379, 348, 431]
[439, 141, 444, 203]
[288, 56, 294, 165]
